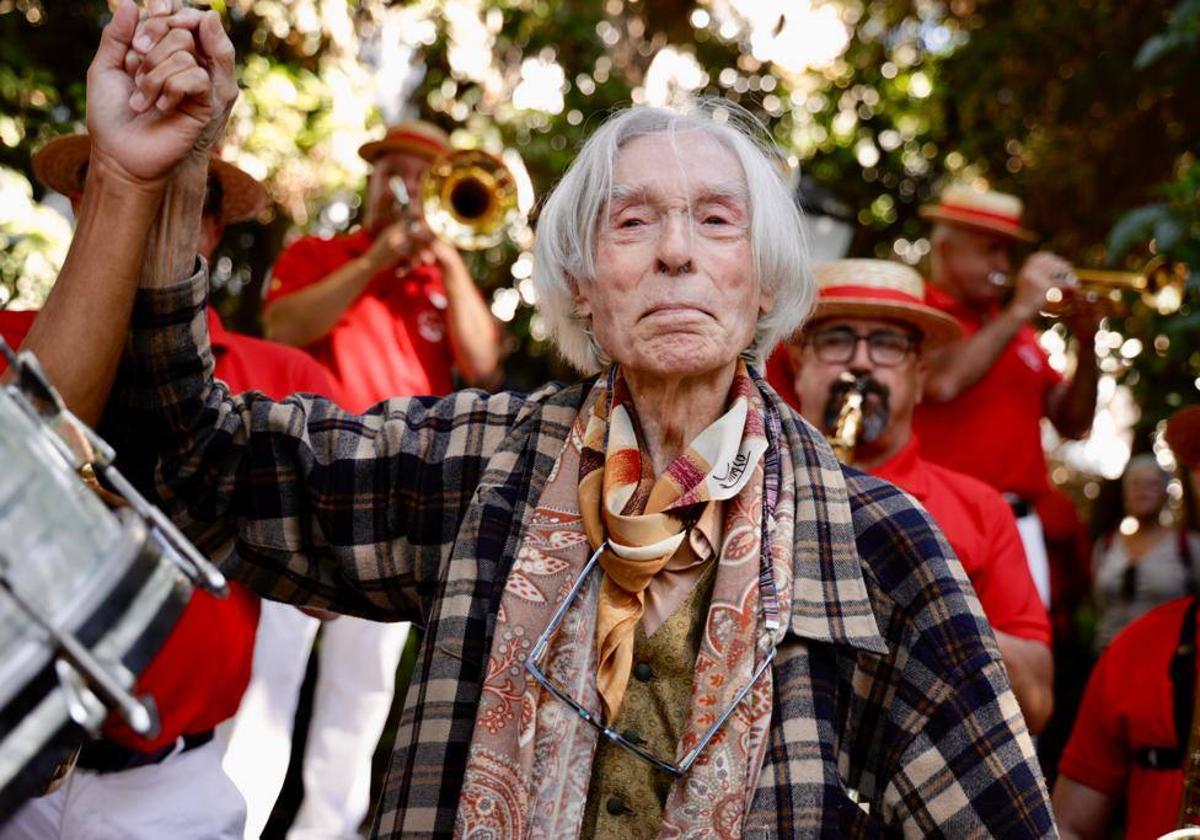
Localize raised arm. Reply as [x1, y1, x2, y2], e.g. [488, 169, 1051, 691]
[428, 237, 503, 388]
[924, 251, 1071, 403]
[15, 0, 220, 424]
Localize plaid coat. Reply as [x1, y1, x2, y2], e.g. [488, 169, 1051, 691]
[114, 270, 1054, 838]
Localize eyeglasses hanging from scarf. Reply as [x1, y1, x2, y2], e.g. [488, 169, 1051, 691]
[524, 540, 778, 778]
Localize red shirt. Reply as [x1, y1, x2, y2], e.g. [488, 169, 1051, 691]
[1059, 597, 1197, 840]
[875, 436, 1051, 644]
[0, 309, 36, 354]
[913, 283, 1062, 503]
[1, 308, 339, 751]
[265, 229, 455, 411]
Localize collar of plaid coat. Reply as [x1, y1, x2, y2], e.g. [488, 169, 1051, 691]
[118, 271, 1054, 839]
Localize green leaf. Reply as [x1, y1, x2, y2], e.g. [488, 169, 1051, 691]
[1107, 204, 1170, 259]
[1135, 31, 1200, 69]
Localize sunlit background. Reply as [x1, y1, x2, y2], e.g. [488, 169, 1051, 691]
[3, 0, 1199, 517]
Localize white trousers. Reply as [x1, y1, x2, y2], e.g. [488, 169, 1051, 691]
[1014, 510, 1052, 608]
[217, 601, 410, 840]
[0, 737, 245, 840]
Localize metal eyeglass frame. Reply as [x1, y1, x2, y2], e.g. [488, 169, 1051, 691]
[523, 540, 778, 778]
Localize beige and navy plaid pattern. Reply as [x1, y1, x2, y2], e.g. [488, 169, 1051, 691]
[108, 268, 1054, 838]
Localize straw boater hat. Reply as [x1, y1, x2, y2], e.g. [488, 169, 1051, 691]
[357, 120, 450, 164]
[811, 259, 964, 347]
[919, 183, 1037, 243]
[31, 133, 269, 224]
[1166, 406, 1200, 470]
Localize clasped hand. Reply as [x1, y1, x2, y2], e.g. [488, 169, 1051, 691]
[86, 0, 238, 189]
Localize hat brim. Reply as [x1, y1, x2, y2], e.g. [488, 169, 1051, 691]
[210, 159, 269, 224]
[32, 135, 267, 224]
[31, 134, 91, 197]
[920, 205, 1037, 243]
[811, 298, 963, 348]
[358, 137, 446, 163]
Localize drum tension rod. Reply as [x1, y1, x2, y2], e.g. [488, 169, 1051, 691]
[0, 563, 160, 739]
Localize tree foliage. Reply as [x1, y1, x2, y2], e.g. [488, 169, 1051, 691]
[1, 0, 1196, 424]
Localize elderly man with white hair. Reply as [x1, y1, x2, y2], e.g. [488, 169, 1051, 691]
[21, 4, 1054, 837]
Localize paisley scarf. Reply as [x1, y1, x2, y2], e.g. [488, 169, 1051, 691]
[456, 361, 795, 839]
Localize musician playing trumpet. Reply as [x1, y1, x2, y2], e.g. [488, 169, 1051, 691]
[774, 259, 1054, 733]
[913, 184, 1103, 615]
[262, 121, 503, 412]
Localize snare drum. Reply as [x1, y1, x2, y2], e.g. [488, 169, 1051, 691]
[0, 369, 193, 818]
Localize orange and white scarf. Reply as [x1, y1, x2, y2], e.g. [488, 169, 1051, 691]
[456, 361, 795, 839]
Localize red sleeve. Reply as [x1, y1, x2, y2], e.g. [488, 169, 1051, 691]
[1059, 636, 1133, 795]
[974, 490, 1052, 644]
[0, 309, 39, 374]
[263, 236, 340, 306]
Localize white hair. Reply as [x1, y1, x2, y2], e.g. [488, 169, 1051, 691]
[532, 99, 815, 374]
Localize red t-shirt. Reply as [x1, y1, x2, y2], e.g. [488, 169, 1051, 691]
[875, 436, 1051, 644]
[264, 229, 455, 411]
[0, 308, 36, 356]
[1059, 597, 1198, 840]
[913, 284, 1062, 503]
[1, 307, 339, 751]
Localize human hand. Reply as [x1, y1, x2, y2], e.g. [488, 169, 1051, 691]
[1010, 251, 1074, 321]
[419, 233, 461, 268]
[85, 0, 235, 188]
[364, 219, 432, 271]
[125, 0, 239, 158]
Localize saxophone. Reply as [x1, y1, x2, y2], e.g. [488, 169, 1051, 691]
[827, 372, 866, 464]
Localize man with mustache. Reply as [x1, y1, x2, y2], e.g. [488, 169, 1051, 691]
[773, 258, 1054, 732]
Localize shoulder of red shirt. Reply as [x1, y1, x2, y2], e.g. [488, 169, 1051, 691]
[922, 280, 980, 326]
[206, 308, 339, 399]
[1110, 596, 1196, 659]
[264, 228, 373, 305]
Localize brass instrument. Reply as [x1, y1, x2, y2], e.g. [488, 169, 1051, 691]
[990, 256, 1189, 316]
[828, 372, 866, 464]
[420, 149, 521, 251]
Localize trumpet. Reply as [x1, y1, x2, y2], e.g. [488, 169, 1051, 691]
[987, 256, 1189, 316]
[827, 372, 867, 464]
[388, 149, 523, 252]
[422, 150, 521, 251]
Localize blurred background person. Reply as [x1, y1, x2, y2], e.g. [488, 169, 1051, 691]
[1053, 407, 1200, 838]
[913, 184, 1101, 612]
[1091, 454, 1200, 651]
[772, 258, 1054, 732]
[261, 121, 502, 407]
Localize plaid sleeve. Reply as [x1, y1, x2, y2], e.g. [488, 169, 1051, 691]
[114, 267, 530, 621]
[841, 471, 1054, 837]
[881, 657, 1052, 837]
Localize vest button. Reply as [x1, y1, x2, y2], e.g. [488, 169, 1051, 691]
[633, 661, 654, 682]
[606, 795, 633, 816]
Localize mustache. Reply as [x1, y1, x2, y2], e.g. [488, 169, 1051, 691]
[822, 375, 891, 444]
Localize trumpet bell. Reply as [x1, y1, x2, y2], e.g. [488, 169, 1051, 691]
[421, 150, 520, 251]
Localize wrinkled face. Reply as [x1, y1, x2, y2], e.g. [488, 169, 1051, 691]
[364, 151, 431, 234]
[935, 224, 1016, 308]
[789, 316, 924, 454]
[1123, 461, 1168, 519]
[576, 132, 770, 381]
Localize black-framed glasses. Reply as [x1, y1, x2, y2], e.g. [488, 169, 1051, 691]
[809, 326, 918, 367]
[524, 540, 777, 778]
